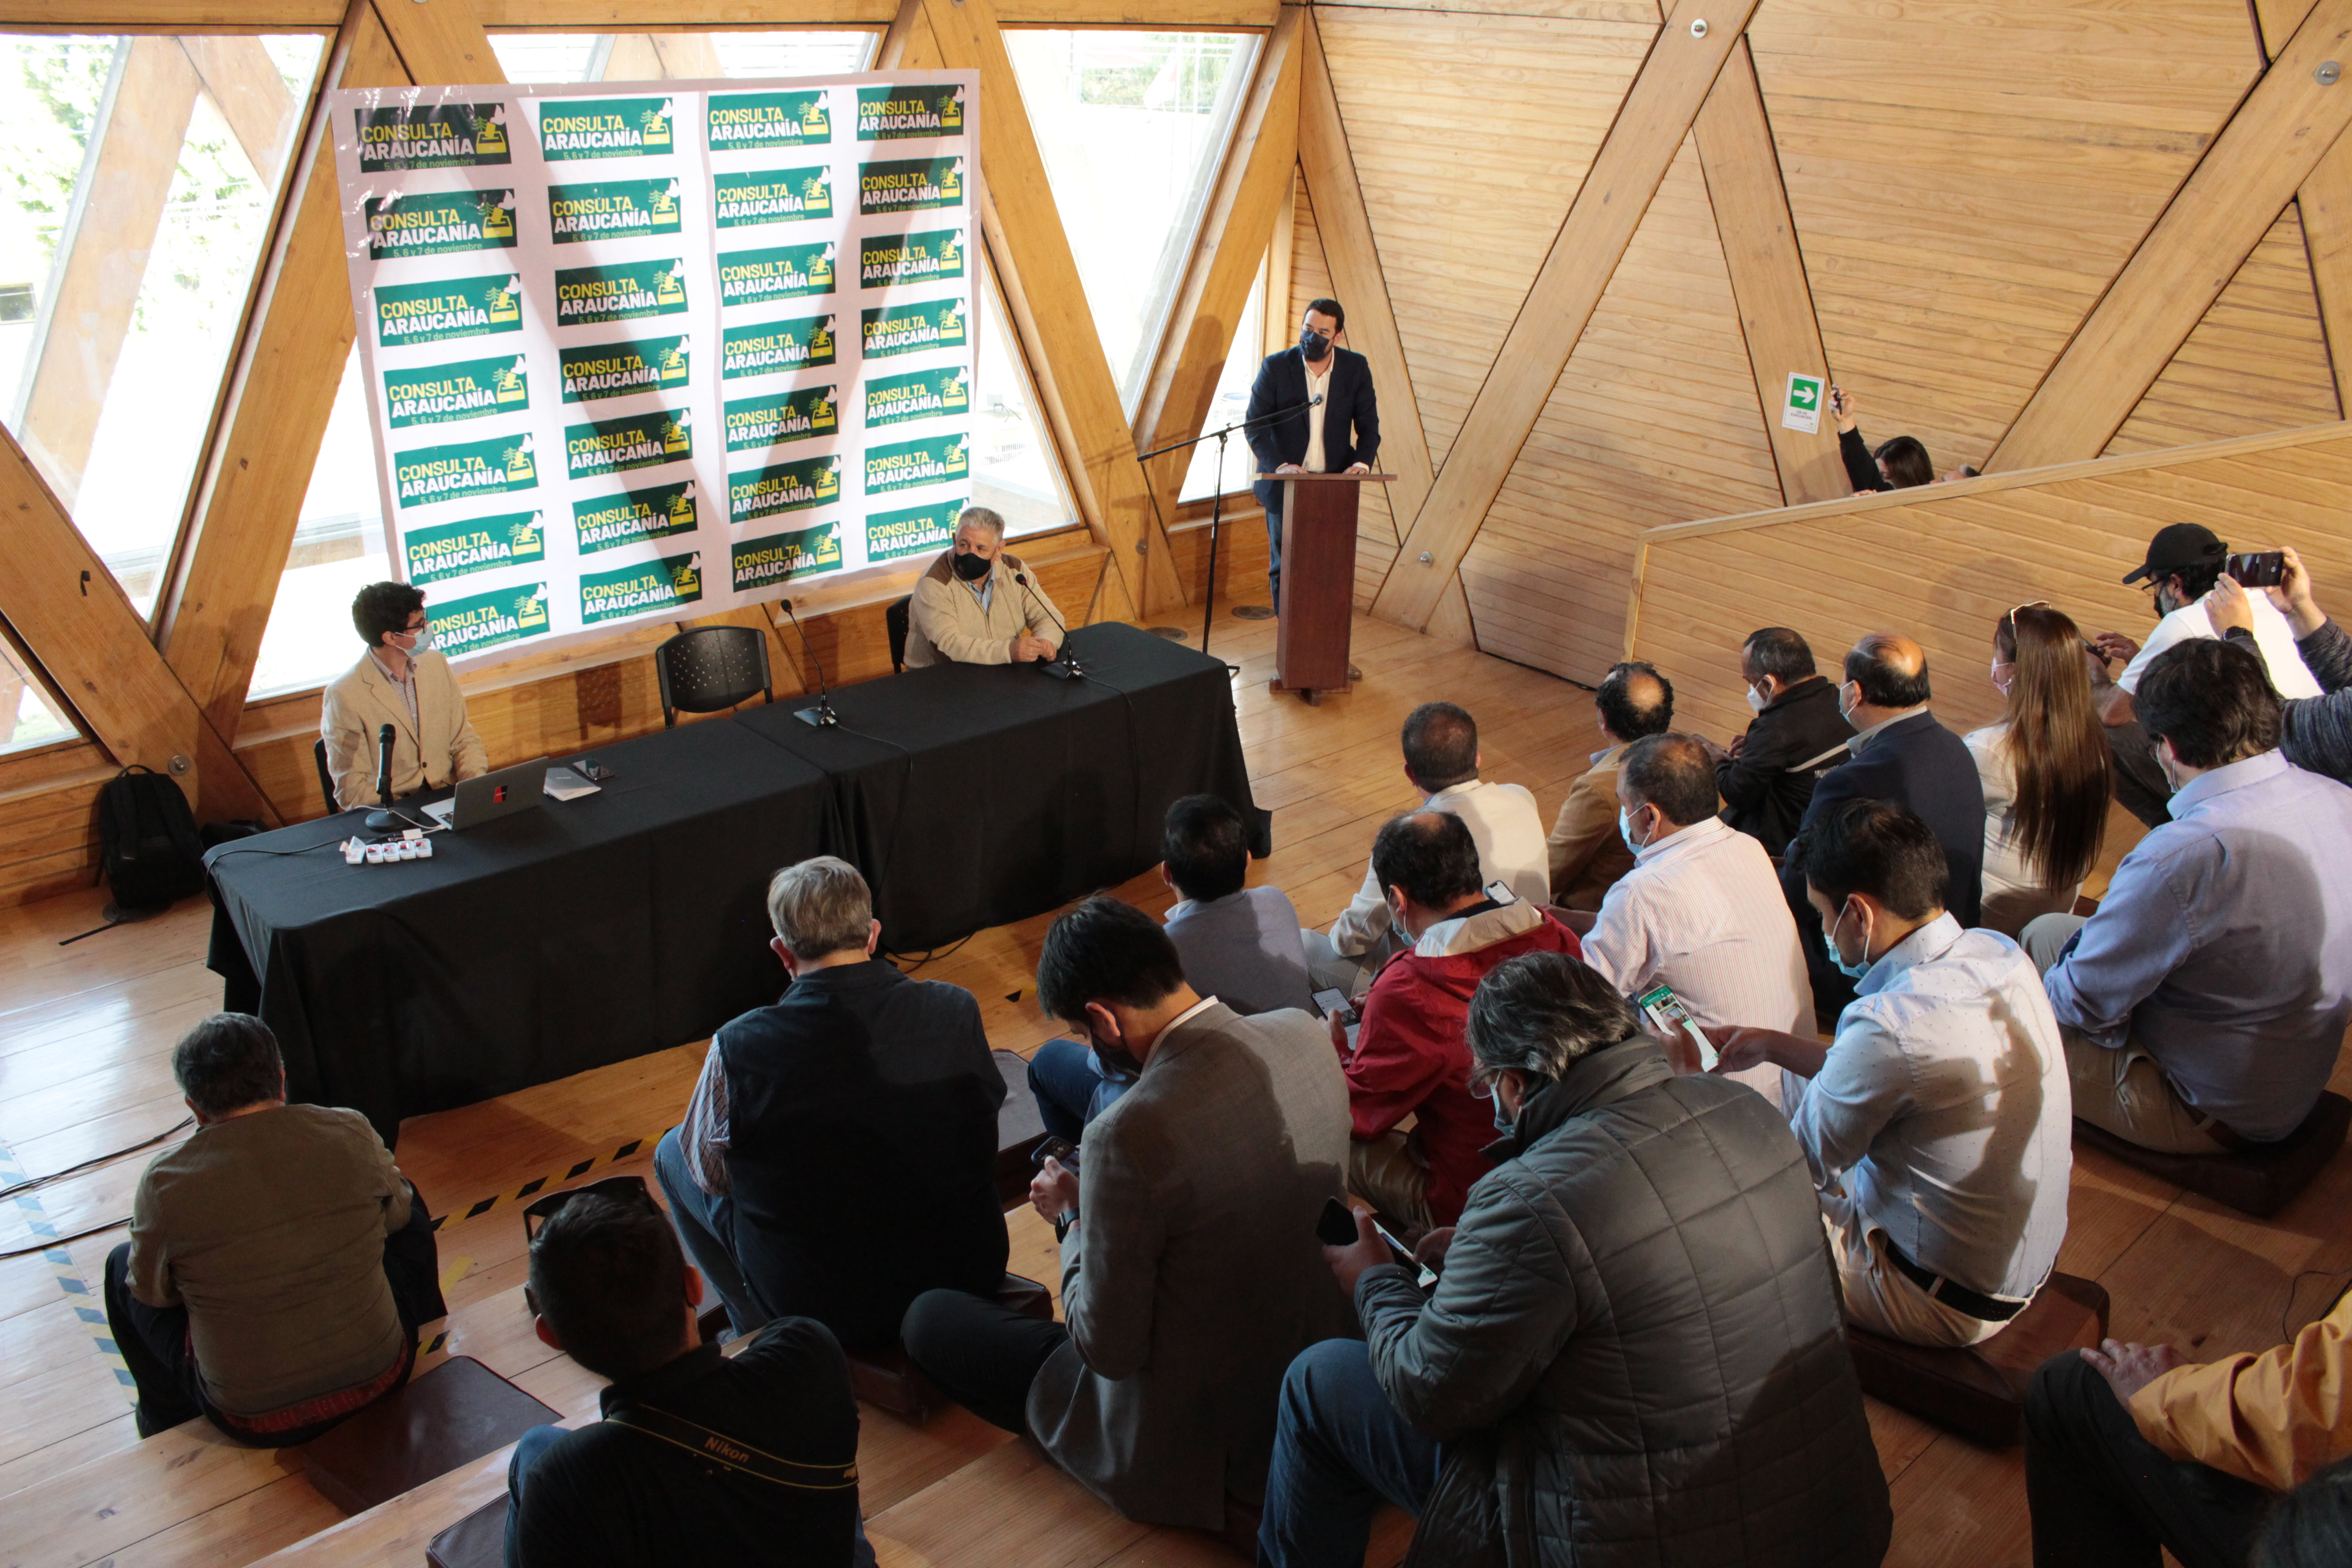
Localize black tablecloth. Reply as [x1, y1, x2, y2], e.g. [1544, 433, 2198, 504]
[207, 623, 1256, 1142]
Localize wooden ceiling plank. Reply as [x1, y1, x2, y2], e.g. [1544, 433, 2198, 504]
[1987, 0, 2352, 471]
[1692, 38, 1842, 505]
[1371, 0, 1756, 630]
[1131, 5, 1302, 517]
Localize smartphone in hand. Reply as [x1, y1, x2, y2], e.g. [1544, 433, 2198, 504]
[1315, 1195, 1361, 1246]
[1032, 1136, 1077, 1172]
[1637, 984, 1719, 1072]
[2227, 550, 2287, 588]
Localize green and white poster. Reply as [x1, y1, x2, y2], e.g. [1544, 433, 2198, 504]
[333, 69, 976, 668]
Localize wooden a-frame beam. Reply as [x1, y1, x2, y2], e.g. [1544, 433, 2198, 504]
[914, 0, 1184, 617]
[1692, 38, 1842, 506]
[1988, 0, 2352, 470]
[2254, 0, 2352, 416]
[160, 1, 479, 734]
[1, 426, 278, 823]
[1372, 0, 1758, 630]
[1131, 5, 1301, 520]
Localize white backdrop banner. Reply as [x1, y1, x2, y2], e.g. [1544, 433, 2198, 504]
[326, 71, 979, 669]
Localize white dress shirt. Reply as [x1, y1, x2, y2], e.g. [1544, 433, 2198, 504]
[1580, 816, 1811, 1103]
[1303, 358, 1333, 472]
[1328, 778, 1551, 956]
[1785, 912, 2073, 1299]
[2118, 588, 2320, 698]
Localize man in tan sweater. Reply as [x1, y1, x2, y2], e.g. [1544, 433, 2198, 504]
[904, 505, 1064, 668]
[103, 1014, 442, 1443]
[322, 580, 489, 810]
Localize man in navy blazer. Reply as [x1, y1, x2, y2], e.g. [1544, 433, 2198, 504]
[1245, 298, 1380, 608]
[1779, 632, 1986, 1015]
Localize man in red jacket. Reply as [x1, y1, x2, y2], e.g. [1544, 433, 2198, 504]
[1333, 811, 1582, 1230]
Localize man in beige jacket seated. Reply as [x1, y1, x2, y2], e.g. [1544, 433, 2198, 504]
[322, 581, 488, 811]
[904, 505, 1064, 668]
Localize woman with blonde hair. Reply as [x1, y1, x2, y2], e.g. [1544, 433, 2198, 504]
[1965, 603, 2113, 936]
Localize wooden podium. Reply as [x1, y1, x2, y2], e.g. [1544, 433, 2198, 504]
[1264, 471, 1392, 704]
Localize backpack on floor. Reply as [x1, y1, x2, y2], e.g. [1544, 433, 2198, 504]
[97, 764, 208, 911]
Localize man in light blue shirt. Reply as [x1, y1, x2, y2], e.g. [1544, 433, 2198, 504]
[1716, 799, 2072, 1348]
[2024, 637, 2352, 1152]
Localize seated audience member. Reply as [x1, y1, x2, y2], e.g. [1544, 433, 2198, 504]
[904, 505, 1064, 668]
[2027, 1287, 2352, 1568]
[2089, 643, 2175, 830]
[902, 897, 1352, 1529]
[104, 1013, 440, 1443]
[1781, 632, 1984, 1013]
[1965, 603, 2112, 936]
[2206, 545, 2352, 786]
[1719, 800, 2071, 1348]
[1029, 795, 1315, 1143]
[507, 1188, 869, 1568]
[322, 579, 488, 809]
[2095, 522, 2321, 700]
[1705, 625, 1851, 858]
[1342, 811, 1582, 1230]
[1546, 661, 1673, 910]
[1579, 733, 1810, 1103]
[1259, 951, 1891, 1568]
[1309, 701, 1548, 995]
[1830, 382, 1932, 493]
[654, 857, 1007, 1349]
[2028, 638, 2352, 1152]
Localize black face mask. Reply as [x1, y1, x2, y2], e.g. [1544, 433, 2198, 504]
[1300, 328, 1332, 363]
[1088, 1028, 1144, 1081]
[951, 549, 992, 582]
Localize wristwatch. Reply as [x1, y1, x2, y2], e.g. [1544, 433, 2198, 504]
[1053, 1209, 1080, 1242]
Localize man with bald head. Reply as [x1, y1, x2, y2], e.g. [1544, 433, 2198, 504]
[1547, 661, 1675, 911]
[1780, 632, 1985, 1014]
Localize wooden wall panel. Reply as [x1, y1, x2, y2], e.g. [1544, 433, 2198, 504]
[1287, 178, 1399, 612]
[1313, 6, 1653, 472]
[1461, 136, 1781, 683]
[1748, 0, 2260, 475]
[2104, 204, 2342, 455]
[1628, 425, 2352, 754]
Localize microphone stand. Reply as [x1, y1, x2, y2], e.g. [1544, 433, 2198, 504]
[779, 598, 841, 727]
[1137, 398, 1315, 664]
[1013, 570, 1082, 680]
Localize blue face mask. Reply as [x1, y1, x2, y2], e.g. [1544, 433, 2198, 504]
[1493, 1097, 1515, 1135]
[1617, 806, 1646, 856]
[1830, 898, 1874, 981]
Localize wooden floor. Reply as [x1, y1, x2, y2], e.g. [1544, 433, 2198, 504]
[2, 604, 2348, 1567]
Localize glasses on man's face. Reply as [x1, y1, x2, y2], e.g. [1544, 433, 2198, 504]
[521, 1174, 658, 1242]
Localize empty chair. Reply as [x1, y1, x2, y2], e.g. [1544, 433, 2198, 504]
[652, 625, 771, 729]
[887, 595, 911, 674]
[313, 737, 338, 817]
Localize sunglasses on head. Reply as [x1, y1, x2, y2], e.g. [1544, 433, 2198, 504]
[521, 1173, 658, 1243]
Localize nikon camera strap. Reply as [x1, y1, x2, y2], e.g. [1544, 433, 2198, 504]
[606, 1403, 859, 1490]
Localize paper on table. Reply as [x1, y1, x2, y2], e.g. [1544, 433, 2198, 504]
[543, 767, 601, 802]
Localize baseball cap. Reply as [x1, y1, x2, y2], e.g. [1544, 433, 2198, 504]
[2122, 522, 2226, 585]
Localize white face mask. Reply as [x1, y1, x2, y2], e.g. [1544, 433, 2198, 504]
[1744, 682, 1768, 715]
[391, 623, 431, 655]
[1837, 681, 1861, 728]
[1989, 659, 2014, 697]
[1617, 806, 1647, 856]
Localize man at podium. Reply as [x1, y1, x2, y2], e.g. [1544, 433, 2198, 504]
[1247, 299, 1379, 609]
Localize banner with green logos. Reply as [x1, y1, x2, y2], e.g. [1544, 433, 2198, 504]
[332, 69, 977, 669]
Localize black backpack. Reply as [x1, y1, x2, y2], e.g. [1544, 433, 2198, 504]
[97, 764, 209, 911]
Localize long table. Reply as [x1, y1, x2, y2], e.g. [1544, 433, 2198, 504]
[207, 624, 1259, 1143]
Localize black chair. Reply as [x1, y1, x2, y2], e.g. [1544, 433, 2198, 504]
[654, 626, 773, 728]
[886, 595, 911, 673]
[312, 737, 338, 816]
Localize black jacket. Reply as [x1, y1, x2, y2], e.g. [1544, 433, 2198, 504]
[719, 961, 1008, 1351]
[1717, 675, 1852, 858]
[1781, 710, 1986, 1013]
[1246, 345, 1379, 512]
[1358, 1039, 1891, 1568]
[1838, 427, 1884, 495]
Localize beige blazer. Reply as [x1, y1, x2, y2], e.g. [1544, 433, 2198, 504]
[903, 549, 1063, 667]
[1028, 1001, 1355, 1529]
[321, 650, 489, 810]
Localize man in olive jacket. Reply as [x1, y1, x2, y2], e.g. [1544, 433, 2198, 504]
[1259, 951, 1890, 1568]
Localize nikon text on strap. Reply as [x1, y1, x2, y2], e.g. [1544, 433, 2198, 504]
[605, 1404, 858, 1490]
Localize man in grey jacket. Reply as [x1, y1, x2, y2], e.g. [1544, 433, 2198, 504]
[1259, 951, 1890, 1568]
[902, 896, 1353, 1528]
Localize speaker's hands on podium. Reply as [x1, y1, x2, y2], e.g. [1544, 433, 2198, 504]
[1346, 462, 1370, 474]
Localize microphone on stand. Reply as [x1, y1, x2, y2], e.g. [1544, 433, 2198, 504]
[780, 598, 840, 727]
[365, 723, 402, 831]
[1013, 572, 1081, 681]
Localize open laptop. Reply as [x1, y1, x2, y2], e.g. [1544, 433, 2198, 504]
[419, 758, 550, 831]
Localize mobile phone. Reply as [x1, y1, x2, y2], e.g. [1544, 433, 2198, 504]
[2227, 550, 2286, 589]
[1637, 984, 1719, 1072]
[1315, 1195, 1361, 1246]
[1032, 1136, 1078, 1173]
[1312, 988, 1362, 1053]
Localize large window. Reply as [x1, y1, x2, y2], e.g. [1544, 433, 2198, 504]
[247, 347, 388, 700]
[0, 621, 78, 758]
[1179, 256, 1266, 500]
[488, 31, 877, 84]
[975, 274, 1080, 539]
[1, 34, 324, 618]
[1004, 30, 1257, 414]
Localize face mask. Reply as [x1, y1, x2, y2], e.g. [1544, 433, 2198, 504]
[392, 624, 431, 654]
[1990, 659, 2014, 697]
[1300, 328, 1332, 363]
[951, 549, 992, 582]
[1490, 1075, 1517, 1135]
[1830, 898, 1875, 981]
[1837, 681, 1861, 728]
[1617, 806, 1648, 856]
[1088, 1024, 1144, 1082]
[1744, 683, 1768, 715]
